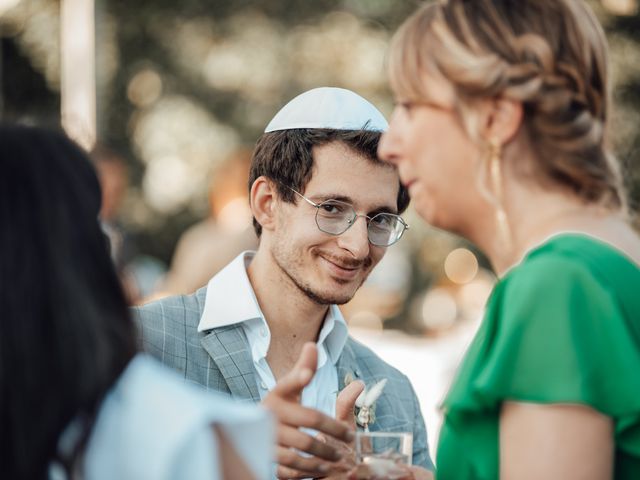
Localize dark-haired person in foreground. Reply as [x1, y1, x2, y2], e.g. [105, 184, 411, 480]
[0, 124, 273, 480]
[134, 87, 434, 478]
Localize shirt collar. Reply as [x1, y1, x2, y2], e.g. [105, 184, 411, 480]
[198, 251, 349, 365]
[319, 305, 349, 365]
[198, 251, 262, 332]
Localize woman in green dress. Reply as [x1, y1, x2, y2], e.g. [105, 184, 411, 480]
[378, 0, 640, 479]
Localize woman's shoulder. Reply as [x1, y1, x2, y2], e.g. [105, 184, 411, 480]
[502, 233, 640, 297]
[525, 232, 638, 271]
[82, 354, 270, 480]
[109, 354, 265, 425]
[483, 233, 640, 361]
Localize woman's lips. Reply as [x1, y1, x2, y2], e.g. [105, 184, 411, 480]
[402, 178, 416, 189]
[403, 179, 418, 194]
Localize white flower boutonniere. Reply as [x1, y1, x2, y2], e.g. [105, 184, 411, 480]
[354, 378, 387, 431]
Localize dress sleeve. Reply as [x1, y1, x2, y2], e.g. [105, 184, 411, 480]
[168, 426, 221, 480]
[167, 404, 274, 480]
[218, 409, 275, 480]
[470, 255, 640, 417]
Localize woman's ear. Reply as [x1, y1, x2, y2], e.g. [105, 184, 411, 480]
[250, 176, 277, 234]
[481, 97, 524, 145]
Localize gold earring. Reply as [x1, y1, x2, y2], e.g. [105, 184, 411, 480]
[488, 138, 512, 251]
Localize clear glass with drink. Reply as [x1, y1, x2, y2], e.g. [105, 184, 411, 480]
[354, 431, 413, 480]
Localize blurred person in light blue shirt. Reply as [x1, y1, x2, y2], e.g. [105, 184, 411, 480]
[0, 124, 272, 480]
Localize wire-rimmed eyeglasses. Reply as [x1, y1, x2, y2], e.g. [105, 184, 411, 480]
[285, 186, 409, 247]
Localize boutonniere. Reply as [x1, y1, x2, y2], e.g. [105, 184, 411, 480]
[351, 378, 387, 431]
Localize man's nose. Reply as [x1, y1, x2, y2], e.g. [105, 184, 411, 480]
[336, 216, 370, 259]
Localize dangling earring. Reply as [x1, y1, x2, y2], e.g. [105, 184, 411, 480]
[488, 138, 512, 252]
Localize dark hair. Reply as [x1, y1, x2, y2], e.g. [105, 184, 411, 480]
[0, 125, 137, 479]
[248, 128, 410, 236]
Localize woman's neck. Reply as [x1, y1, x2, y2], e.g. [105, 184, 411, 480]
[475, 184, 612, 276]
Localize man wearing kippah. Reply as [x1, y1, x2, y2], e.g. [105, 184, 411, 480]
[134, 87, 434, 478]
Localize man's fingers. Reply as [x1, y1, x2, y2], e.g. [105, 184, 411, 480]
[267, 367, 313, 401]
[402, 466, 434, 480]
[269, 342, 317, 398]
[275, 446, 332, 478]
[277, 425, 341, 461]
[336, 380, 365, 424]
[270, 401, 354, 443]
[292, 342, 318, 375]
[275, 464, 308, 479]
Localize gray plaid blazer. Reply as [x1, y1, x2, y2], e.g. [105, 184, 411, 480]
[132, 287, 433, 470]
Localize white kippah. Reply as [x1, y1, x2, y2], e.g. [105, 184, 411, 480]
[264, 87, 388, 133]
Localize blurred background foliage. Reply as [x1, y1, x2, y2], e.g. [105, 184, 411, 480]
[1, 0, 639, 334]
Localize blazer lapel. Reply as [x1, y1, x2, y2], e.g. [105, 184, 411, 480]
[336, 339, 363, 391]
[200, 325, 261, 403]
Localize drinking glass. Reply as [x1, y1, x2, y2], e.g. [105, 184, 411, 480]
[354, 431, 413, 479]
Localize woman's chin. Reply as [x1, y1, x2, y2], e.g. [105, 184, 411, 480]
[413, 200, 438, 227]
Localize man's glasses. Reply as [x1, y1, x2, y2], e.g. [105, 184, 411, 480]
[285, 186, 409, 247]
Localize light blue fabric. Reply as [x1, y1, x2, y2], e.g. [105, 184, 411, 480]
[55, 354, 273, 480]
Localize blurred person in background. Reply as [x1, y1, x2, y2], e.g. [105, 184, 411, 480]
[90, 143, 165, 303]
[134, 87, 434, 479]
[160, 148, 258, 296]
[379, 0, 640, 478]
[0, 124, 273, 480]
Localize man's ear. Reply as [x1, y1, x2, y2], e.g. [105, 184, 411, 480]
[250, 176, 277, 233]
[479, 97, 523, 145]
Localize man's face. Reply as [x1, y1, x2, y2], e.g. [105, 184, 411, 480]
[270, 141, 401, 305]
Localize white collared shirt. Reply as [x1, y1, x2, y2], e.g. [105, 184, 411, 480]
[198, 251, 349, 418]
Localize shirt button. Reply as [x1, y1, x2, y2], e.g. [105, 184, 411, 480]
[260, 328, 267, 337]
[260, 381, 267, 389]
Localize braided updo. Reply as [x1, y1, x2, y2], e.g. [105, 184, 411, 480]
[389, 0, 626, 211]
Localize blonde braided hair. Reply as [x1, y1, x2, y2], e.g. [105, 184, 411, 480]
[389, 0, 627, 212]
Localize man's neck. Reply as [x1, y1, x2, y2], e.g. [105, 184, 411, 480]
[247, 248, 330, 379]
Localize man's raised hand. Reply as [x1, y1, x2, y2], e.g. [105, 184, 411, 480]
[262, 342, 358, 479]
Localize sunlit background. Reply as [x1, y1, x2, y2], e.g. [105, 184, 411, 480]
[2, 0, 639, 454]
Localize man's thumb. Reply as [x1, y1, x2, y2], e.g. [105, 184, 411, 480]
[336, 380, 365, 423]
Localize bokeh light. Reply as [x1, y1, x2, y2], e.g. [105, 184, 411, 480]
[444, 248, 479, 285]
[0, 0, 22, 16]
[4, 0, 60, 89]
[127, 68, 163, 108]
[601, 0, 638, 15]
[458, 270, 496, 322]
[131, 95, 239, 215]
[421, 287, 458, 331]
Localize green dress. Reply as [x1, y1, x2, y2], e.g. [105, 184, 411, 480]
[436, 234, 640, 479]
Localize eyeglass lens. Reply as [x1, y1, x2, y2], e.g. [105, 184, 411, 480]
[315, 200, 404, 246]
